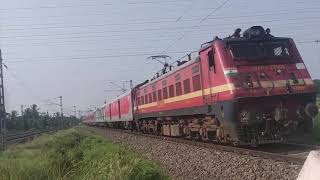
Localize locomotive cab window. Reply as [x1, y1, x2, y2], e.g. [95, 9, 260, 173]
[229, 39, 295, 63]
[208, 50, 216, 72]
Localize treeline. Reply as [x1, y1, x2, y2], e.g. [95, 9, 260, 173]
[6, 104, 80, 132]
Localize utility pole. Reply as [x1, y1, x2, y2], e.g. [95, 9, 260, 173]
[0, 50, 6, 150]
[130, 80, 133, 89]
[73, 106, 76, 117]
[20, 105, 25, 131]
[20, 105, 24, 116]
[58, 96, 63, 129]
[59, 96, 63, 117]
[78, 110, 81, 118]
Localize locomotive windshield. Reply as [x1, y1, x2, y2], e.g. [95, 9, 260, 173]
[229, 40, 295, 63]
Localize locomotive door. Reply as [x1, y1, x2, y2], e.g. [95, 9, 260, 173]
[200, 47, 217, 105]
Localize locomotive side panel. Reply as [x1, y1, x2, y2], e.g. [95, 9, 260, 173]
[135, 60, 205, 118]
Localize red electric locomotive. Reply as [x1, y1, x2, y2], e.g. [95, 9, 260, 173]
[85, 26, 319, 145]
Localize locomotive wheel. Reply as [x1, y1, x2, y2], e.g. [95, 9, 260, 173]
[201, 131, 209, 141]
[216, 127, 225, 142]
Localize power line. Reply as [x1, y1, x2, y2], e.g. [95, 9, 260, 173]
[2, 10, 320, 39]
[4, 37, 318, 64]
[0, 0, 318, 12]
[161, 0, 231, 53]
[4, 11, 320, 32]
[3, 17, 320, 47]
[0, 0, 193, 11]
[2, 6, 319, 26]
[3, 50, 193, 63]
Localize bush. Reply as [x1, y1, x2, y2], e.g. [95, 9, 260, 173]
[313, 114, 320, 141]
[0, 128, 169, 180]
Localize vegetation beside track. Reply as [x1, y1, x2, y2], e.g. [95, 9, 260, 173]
[7, 104, 80, 132]
[0, 128, 168, 180]
[313, 114, 320, 141]
[313, 79, 320, 141]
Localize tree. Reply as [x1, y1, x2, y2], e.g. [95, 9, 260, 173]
[7, 110, 19, 130]
[314, 79, 320, 97]
[6, 104, 80, 131]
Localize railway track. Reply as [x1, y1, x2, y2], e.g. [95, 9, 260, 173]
[0, 129, 57, 149]
[90, 126, 319, 165]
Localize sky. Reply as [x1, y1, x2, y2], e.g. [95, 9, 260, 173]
[0, 0, 320, 116]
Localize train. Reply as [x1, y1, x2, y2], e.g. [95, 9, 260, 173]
[83, 26, 319, 145]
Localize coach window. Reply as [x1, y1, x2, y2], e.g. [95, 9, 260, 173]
[158, 89, 162, 100]
[169, 85, 175, 97]
[192, 75, 201, 91]
[163, 87, 168, 99]
[176, 82, 182, 96]
[148, 93, 152, 103]
[153, 91, 157, 102]
[208, 50, 216, 73]
[145, 95, 148, 104]
[183, 79, 191, 94]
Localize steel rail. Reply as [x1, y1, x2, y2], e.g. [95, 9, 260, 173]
[0, 129, 57, 148]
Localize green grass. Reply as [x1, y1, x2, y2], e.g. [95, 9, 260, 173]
[0, 128, 169, 180]
[313, 114, 320, 141]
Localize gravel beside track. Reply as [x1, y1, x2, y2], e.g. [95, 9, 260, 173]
[90, 127, 302, 180]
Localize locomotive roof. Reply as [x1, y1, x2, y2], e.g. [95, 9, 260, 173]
[105, 90, 132, 105]
[223, 36, 291, 43]
[139, 56, 199, 89]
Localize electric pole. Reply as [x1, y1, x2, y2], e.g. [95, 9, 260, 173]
[20, 105, 24, 116]
[0, 50, 6, 150]
[73, 106, 76, 117]
[58, 96, 63, 129]
[130, 80, 133, 89]
[59, 96, 63, 117]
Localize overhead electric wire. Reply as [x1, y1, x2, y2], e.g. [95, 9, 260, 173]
[160, 0, 231, 53]
[3, 50, 194, 64]
[2, 9, 320, 40]
[0, 0, 194, 11]
[0, 0, 318, 12]
[2, 6, 320, 27]
[2, 16, 320, 45]
[4, 10, 320, 32]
